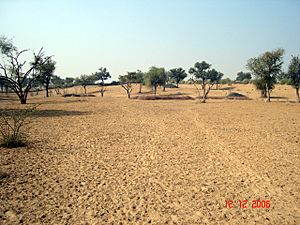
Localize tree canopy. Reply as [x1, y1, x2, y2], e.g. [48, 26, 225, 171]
[75, 74, 95, 94]
[94, 67, 111, 97]
[189, 61, 223, 102]
[236, 71, 252, 82]
[287, 55, 300, 102]
[169, 67, 187, 88]
[119, 72, 137, 98]
[247, 48, 284, 102]
[144, 67, 167, 95]
[37, 59, 56, 97]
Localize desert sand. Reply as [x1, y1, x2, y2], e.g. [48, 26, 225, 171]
[0, 84, 299, 224]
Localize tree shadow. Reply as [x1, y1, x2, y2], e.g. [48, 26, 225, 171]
[0, 94, 18, 102]
[270, 96, 288, 99]
[219, 87, 236, 91]
[0, 108, 90, 118]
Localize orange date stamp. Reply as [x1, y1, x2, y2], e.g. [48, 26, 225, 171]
[225, 199, 270, 209]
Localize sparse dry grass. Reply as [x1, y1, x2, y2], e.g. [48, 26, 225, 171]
[0, 84, 299, 224]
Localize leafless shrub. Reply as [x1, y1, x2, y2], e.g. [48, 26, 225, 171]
[0, 105, 38, 148]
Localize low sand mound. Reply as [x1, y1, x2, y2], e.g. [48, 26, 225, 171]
[226, 92, 250, 100]
[132, 94, 194, 100]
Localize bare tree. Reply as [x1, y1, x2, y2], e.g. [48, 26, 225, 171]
[0, 36, 51, 104]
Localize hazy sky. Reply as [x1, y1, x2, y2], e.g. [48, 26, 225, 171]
[1, 0, 300, 80]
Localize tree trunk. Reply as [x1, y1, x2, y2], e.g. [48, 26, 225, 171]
[202, 86, 206, 103]
[84, 85, 87, 94]
[154, 85, 157, 95]
[261, 90, 267, 98]
[176, 82, 179, 88]
[127, 90, 131, 99]
[100, 86, 104, 97]
[139, 83, 142, 93]
[20, 96, 27, 104]
[296, 88, 300, 103]
[266, 84, 271, 102]
[45, 84, 49, 97]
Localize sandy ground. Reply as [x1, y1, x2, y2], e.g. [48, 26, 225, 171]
[0, 84, 299, 224]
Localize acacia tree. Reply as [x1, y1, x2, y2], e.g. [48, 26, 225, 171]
[37, 59, 56, 97]
[135, 70, 144, 93]
[169, 67, 187, 88]
[236, 71, 252, 82]
[94, 67, 111, 97]
[287, 55, 300, 103]
[189, 61, 222, 103]
[215, 71, 224, 89]
[144, 67, 167, 95]
[65, 77, 74, 87]
[75, 75, 94, 94]
[0, 36, 51, 104]
[119, 72, 137, 98]
[52, 75, 65, 95]
[247, 48, 284, 102]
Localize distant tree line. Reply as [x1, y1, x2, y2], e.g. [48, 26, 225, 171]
[1, 36, 299, 103]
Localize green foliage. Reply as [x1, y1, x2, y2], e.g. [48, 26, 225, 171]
[65, 77, 75, 87]
[242, 79, 251, 84]
[93, 67, 111, 84]
[287, 55, 300, 102]
[236, 71, 252, 82]
[51, 75, 65, 88]
[188, 61, 211, 80]
[252, 78, 275, 97]
[37, 59, 56, 97]
[75, 75, 95, 94]
[93, 67, 111, 97]
[144, 67, 167, 95]
[247, 48, 284, 102]
[189, 61, 223, 102]
[287, 55, 300, 89]
[119, 72, 137, 98]
[135, 70, 144, 83]
[0, 106, 37, 148]
[208, 69, 223, 83]
[119, 72, 137, 83]
[169, 68, 187, 87]
[278, 78, 291, 85]
[220, 78, 233, 85]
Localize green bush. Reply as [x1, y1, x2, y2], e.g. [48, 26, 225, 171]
[242, 79, 251, 84]
[278, 79, 291, 85]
